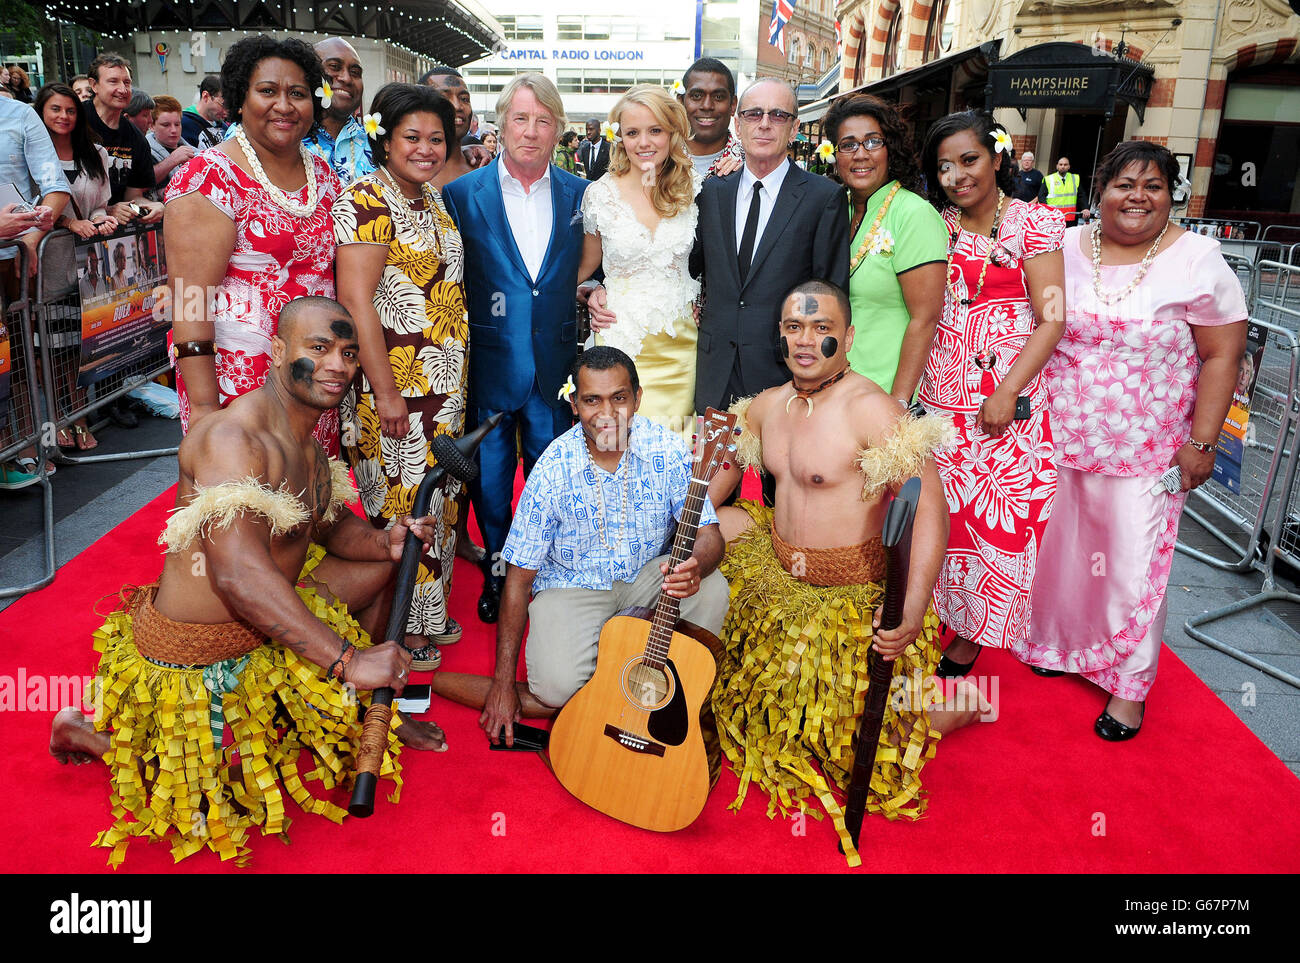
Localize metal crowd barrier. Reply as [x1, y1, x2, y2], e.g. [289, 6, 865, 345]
[1177, 316, 1299, 570]
[0, 243, 56, 598]
[1254, 258, 1300, 330]
[1213, 237, 1300, 272]
[1184, 261, 1300, 690]
[33, 227, 178, 466]
[1177, 217, 1262, 240]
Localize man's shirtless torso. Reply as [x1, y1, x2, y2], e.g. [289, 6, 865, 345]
[153, 389, 332, 624]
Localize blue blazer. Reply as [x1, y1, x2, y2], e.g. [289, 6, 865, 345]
[443, 158, 589, 414]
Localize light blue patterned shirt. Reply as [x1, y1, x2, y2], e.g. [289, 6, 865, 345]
[502, 417, 719, 593]
[0, 98, 71, 261]
[302, 116, 374, 186]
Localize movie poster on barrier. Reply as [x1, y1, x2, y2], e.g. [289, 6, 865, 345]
[75, 229, 168, 387]
[1212, 322, 1266, 494]
[0, 315, 11, 433]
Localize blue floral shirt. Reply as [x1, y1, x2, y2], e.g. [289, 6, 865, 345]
[302, 116, 374, 185]
[502, 417, 719, 593]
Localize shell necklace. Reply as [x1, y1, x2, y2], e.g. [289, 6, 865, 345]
[849, 182, 901, 274]
[947, 189, 1006, 307]
[584, 433, 631, 551]
[785, 365, 849, 417]
[233, 125, 318, 217]
[377, 166, 444, 258]
[1090, 219, 1171, 304]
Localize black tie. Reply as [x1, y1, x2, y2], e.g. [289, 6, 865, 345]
[737, 180, 763, 283]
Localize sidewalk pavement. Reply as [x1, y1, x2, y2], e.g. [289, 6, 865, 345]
[2, 415, 1297, 779]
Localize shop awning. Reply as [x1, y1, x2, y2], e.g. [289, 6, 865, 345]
[798, 40, 1001, 123]
[987, 42, 1155, 122]
[41, 0, 504, 66]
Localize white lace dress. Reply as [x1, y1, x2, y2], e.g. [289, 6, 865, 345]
[582, 170, 702, 436]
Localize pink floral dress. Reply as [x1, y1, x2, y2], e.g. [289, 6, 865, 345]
[918, 198, 1065, 650]
[1017, 227, 1247, 699]
[164, 149, 343, 454]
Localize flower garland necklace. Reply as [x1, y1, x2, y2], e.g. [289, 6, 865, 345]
[377, 165, 444, 259]
[1089, 218, 1171, 304]
[233, 125, 318, 217]
[947, 189, 1006, 307]
[849, 182, 901, 274]
[584, 432, 631, 552]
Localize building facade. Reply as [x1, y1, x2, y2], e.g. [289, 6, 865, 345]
[831, 0, 1300, 226]
[461, 4, 700, 128]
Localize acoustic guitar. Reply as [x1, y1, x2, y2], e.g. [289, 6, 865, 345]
[548, 408, 738, 832]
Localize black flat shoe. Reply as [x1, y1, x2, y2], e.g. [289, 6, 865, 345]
[1095, 705, 1144, 742]
[936, 647, 980, 678]
[477, 575, 502, 624]
[108, 398, 138, 429]
[1031, 666, 1065, 677]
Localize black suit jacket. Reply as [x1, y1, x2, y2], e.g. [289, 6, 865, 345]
[579, 137, 611, 181]
[691, 160, 850, 413]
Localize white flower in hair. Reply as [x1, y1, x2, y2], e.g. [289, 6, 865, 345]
[315, 81, 333, 109]
[363, 112, 385, 139]
[815, 140, 835, 160]
[672, 79, 685, 95]
[601, 120, 620, 143]
[558, 376, 577, 402]
[990, 128, 1014, 156]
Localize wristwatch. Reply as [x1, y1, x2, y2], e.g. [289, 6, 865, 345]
[1188, 438, 1217, 454]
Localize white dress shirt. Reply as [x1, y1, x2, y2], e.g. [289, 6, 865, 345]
[734, 159, 792, 254]
[498, 158, 553, 281]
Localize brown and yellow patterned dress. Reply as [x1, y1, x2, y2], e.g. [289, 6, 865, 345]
[333, 173, 468, 636]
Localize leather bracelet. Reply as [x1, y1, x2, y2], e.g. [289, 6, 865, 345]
[173, 340, 215, 360]
[1189, 439, 1217, 454]
[329, 641, 355, 682]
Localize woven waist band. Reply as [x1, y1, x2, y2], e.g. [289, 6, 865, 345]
[129, 585, 266, 667]
[770, 525, 886, 586]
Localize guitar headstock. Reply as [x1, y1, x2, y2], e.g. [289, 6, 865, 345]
[691, 407, 739, 484]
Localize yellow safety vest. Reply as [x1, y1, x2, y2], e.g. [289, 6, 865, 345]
[1044, 172, 1080, 218]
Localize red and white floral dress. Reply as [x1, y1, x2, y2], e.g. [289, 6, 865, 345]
[164, 149, 343, 454]
[917, 198, 1065, 649]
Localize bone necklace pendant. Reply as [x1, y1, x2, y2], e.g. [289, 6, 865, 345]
[785, 366, 850, 417]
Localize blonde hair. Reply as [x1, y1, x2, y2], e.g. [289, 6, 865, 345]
[496, 72, 567, 131]
[607, 85, 694, 219]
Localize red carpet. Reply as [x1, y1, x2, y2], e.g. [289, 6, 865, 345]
[3, 479, 1300, 873]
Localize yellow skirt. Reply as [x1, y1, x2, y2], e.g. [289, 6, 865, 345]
[597, 322, 697, 442]
[88, 545, 402, 866]
[713, 502, 943, 866]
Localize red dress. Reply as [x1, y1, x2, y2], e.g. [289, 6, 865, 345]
[164, 149, 343, 454]
[917, 198, 1065, 649]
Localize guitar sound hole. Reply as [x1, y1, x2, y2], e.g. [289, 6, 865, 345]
[622, 660, 673, 712]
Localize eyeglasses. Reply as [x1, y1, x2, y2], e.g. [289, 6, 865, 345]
[836, 136, 886, 155]
[737, 107, 797, 125]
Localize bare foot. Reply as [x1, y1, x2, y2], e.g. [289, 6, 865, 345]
[930, 679, 996, 736]
[395, 711, 446, 752]
[50, 706, 109, 764]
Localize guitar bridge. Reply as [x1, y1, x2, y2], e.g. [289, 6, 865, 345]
[603, 724, 666, 757]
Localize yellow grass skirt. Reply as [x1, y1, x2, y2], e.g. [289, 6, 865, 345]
[713, 501, 942, 866]
[88, 544, 402, 866]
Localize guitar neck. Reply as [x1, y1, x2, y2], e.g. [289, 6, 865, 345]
[643, 475, 709, 668]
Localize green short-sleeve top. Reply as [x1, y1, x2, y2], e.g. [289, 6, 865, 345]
[845, 181, 948, 394]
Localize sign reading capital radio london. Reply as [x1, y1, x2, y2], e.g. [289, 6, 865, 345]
[492, 46, 650, 62]
[989, 67, 1115, 110]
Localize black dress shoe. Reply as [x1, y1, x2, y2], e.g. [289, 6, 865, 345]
[936, 648, 980, 679]
[1095, 704, 1144, 742]
[1031, 666, 1065, 677]
[477, 575, 502, 624]
[107, 398, 138, 429]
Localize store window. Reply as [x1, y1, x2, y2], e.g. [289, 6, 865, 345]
[1208, 79, 1300, 216]
[498, 15, 544, 41]
[882, 10, 904, 77]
